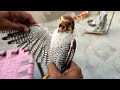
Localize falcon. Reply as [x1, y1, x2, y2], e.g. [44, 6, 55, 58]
[1, 15, 76, 78]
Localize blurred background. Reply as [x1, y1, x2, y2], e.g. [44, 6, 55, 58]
[27, 11, 99, 23]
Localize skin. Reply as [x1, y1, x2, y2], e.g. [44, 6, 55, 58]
[0, 11, 37, 32]
[47, 61, 83, 79]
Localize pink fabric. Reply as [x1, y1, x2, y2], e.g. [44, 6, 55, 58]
[0, 48, 34, 79]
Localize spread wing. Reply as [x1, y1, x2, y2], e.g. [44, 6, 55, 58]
[1, 25, 52, 77]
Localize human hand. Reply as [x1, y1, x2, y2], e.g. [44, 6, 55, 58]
[0, 11, 37, 32]
[47, 61, 83, 79]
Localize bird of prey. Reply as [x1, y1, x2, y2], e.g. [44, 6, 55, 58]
[1, 15, 76, 78]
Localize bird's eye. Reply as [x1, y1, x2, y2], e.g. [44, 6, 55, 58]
[68, 22, 71, 26]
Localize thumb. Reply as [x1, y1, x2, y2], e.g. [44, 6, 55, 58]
[47, 63, 61, 78]
[7, 21, 29, 32]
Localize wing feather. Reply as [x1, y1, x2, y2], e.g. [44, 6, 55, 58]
[1, 25, 52, 78]
[61, 39, 76, 72]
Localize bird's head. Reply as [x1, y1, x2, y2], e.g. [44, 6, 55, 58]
[58, 15, 75, 33]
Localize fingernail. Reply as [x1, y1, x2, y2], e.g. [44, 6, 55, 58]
[24, 28, 29, 32]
